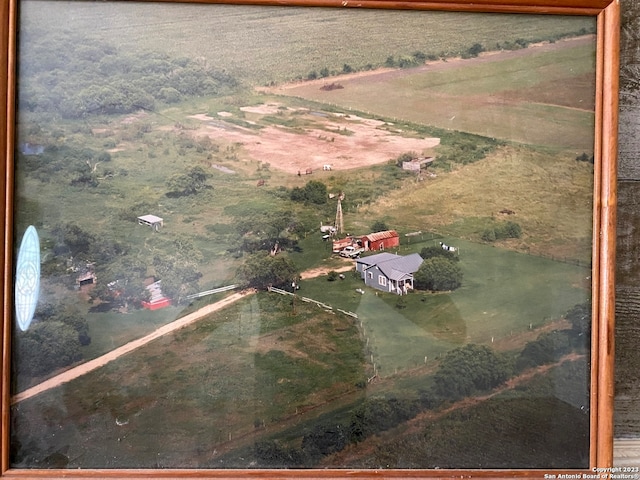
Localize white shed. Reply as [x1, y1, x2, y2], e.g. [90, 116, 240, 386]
[137, 215, 164, 231]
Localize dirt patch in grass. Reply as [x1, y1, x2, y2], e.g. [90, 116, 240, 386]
[300, 259, 354, 279]
[187, 110, 439, 175]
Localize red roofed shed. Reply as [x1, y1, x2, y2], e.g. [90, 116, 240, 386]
[361, 230, 400, 252]
[142, 280, 172, 311]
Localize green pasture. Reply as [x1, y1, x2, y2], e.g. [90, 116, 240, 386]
[355, 145, 594, 263]
[298, 237, 589, 376]
[280, 41, 596, 150]
[403, 42, 595, 97]
[22, 1, 594, 86]
[11, 295, 367, 468]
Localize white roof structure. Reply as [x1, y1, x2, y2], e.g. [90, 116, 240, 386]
[137, 215, 164, 228]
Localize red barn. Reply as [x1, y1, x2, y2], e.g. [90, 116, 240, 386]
[361, 230, 400, 252]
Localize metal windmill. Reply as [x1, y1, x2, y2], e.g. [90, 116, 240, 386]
[334, 192, 345, 234]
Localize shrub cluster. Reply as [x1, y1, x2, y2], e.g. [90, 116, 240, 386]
[17, 144, 112, 186]
[515, 330, 573, 372]
[434, 134, 503, 169]
[254, 396, 422, 467]
[290, 180, 328, 205]
[433, 344, 512, 400]
[481, 221, 522, 242]
[516, 302, 591, 372]
[13, 303, 91, 378]
[414, 256, 463, 291]
[420, 245, 459, 262]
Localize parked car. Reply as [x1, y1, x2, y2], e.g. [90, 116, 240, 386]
[340, 245, 364, 258]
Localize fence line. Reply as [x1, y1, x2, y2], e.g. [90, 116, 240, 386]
[185, 284, 238, 300]
[267, 286, 294, 297]
[416, 229, 591, 269]
[267, 286, 355, 317]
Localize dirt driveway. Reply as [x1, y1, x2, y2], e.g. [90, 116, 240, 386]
[300, 259, 355, 279]
[11, 290, 255, 405]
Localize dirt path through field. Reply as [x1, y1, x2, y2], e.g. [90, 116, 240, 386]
[11, 290, 255, 405]
[321, 353, 586, 466]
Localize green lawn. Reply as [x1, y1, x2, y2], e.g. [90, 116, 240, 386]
[298, 238, 589, 376]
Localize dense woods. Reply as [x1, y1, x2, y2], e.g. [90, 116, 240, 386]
[18, 32, 238, 119]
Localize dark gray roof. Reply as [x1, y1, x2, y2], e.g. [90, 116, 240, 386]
[357, 252, 423, 280]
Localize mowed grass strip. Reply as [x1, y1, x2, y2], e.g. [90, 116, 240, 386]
[278, 40, 596, 149]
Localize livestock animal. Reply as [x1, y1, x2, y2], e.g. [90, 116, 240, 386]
[439, 241, 457, 252]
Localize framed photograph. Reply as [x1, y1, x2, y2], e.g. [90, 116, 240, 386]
[0, 0, 619, 477]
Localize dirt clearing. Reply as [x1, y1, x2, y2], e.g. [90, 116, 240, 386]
[188, 110, 440, 175]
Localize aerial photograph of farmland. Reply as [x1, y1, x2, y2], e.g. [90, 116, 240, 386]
[9, 0, 596, 470]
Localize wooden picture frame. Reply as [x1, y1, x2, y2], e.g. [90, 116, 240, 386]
[0, 0, 619, 477]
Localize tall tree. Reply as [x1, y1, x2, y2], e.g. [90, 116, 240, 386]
[414, 257, 463, 291]
[433, 344, 511, 400]
[166, 166, 211, 196]
[237, 254, 297, 289]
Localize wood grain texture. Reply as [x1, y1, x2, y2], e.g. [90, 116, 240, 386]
[615, 182, 640, 438]
[595, 0, 620, 466]
[615, 0, 640, 445]
[0, 0, 14, 474]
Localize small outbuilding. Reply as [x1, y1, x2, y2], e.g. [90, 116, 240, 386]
[402, 156, 434, 172]
[142, 280, 171, 311]
[361, 230, 400, 252]
[138, 215, 164, 231]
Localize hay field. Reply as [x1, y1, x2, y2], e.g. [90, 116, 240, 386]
[271, 37, 596, 149]
[356, 145, 594, 262]
[21, 1, 595, 85]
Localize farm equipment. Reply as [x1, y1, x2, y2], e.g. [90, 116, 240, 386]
[332, 236, 360, 254]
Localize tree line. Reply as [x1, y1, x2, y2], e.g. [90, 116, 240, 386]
[302, 24, 595, 84]
[18, 30, 238, 119]
[252, 300, 590, 467]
